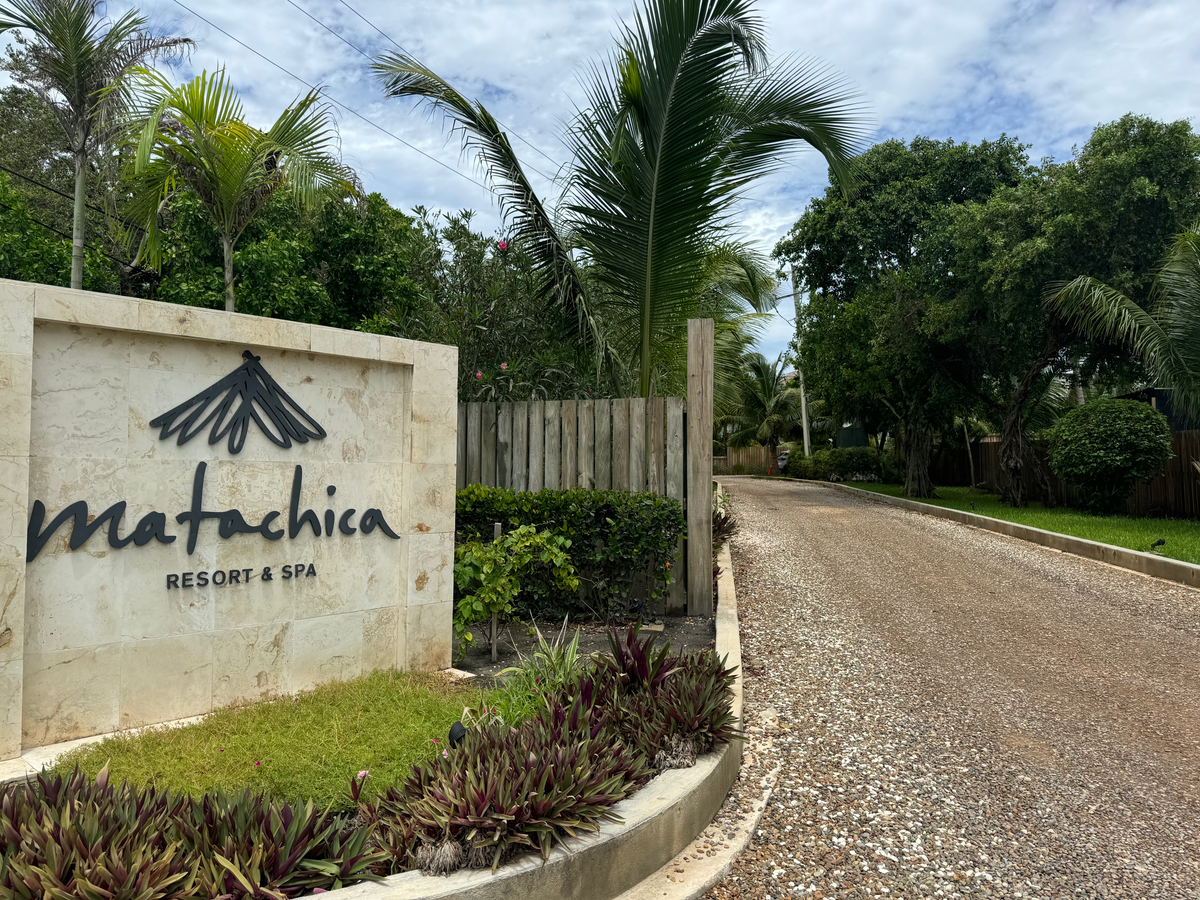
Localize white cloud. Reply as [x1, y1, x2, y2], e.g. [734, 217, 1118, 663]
[7, 0, 1196, 361]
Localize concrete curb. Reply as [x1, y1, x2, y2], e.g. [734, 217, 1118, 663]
[614, 538, 777, 900]
[779, 477, 1200, 590]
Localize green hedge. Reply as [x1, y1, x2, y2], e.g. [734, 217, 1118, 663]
[456, 485, 686, 618]
[784, 447, 901, 483]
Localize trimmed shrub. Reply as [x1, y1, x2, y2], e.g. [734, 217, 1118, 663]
[1048, 398, 1173, 513]
[785, 447, 901, 483]
[456, 486, 685, 618]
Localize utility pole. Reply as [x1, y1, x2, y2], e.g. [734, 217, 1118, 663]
[790, 266, 812, 457]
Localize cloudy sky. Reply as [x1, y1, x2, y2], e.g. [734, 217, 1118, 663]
[22, 0, 1200, 359]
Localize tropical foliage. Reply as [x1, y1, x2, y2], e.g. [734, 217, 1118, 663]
[722, 352, 802, 452]
[0, 0, 190, 288]
[122, 68, 359, 311]
[373, 0, 866, 399]
[1049, 222, 1200, 420]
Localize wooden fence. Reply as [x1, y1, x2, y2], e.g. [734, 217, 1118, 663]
[457, 397, 686, 495]
[945, 431, 1200, 519]
[454, 320, 715, 616]
[713, 445, 775, 476]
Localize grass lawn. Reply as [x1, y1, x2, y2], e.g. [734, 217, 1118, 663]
[52, 669, 494, 812]
[848, 483, 1200, 566]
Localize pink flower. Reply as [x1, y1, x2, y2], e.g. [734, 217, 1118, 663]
[432, 738, 440, 743]
[475, 371, 482, 379]
[588, 387, 593, 393]
[497, 239, 509, 252]
[442, 749, 449, 759]
[500, 362, 508, 371]
[254, 761, 261, 767]
[357, 770, 370, 780]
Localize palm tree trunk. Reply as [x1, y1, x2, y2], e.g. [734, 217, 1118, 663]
[70, 149, 87, 290]
[222, 234, 235, 312]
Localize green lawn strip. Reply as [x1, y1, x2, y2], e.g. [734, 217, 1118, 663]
[848, 482, 1200, 566]
[52, 669, 495, 813]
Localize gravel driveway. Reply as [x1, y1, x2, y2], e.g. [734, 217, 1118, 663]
[705, 478, 1200, 900]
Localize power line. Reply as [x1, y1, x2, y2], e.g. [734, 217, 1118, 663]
[0, 162, 145, 232]
[170, 0, 496, 196]
[0, 199, 132, 267]
[329, 0, 563, 171]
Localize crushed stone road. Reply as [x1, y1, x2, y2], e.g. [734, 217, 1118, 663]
[704, 478, 1200, 900]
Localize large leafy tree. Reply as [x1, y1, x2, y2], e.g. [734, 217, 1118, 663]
[123, 68, 359, 312]
[776, 136, 1029, 496]
[0, 0, 190, 290]
[936, 114, 1200, 504]
[373, 0, 865, 399]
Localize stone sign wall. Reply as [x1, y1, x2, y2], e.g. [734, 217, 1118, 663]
[0, 280, 458, 757]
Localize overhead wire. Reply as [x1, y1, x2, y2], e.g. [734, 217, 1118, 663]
[279, 0, 556, 182]
[0, 199, 134, 267]
[329, 0, 564, 171]
[0, 161, 146, 232]
[170, 0, 496, 196]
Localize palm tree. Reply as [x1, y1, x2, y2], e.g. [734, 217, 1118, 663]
[1048, 222, 1200, 420]
[0, 0, 191, 290]
[372, 0, 865, 398]
[722, 352, 802, 453]
[123, 69, 359, 312]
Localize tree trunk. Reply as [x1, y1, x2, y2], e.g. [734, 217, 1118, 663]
[222, 234, 236, 312]
[963, 420, 975, 489]
[70, 150, 87, 291]
[903, 423, 936, 499]
[998, 329, 1061, 508]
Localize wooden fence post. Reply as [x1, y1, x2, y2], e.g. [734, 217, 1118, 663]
[466, 402, 482, 487]
[528, 401, 544, 491]
[497, 403, 512, 489]
[544, 400, 562, 489]
[666, 396, 686, 615]
[456, 403, 467, 490]
[512, 401, 528, 491]
[629, 397, 646, 492]
[595, 399, 612, 490]
[647, 397, 665, 495]
[578, 399, 594, 488]
[612, 399, 630, 491]
[561, 400, 577, 490]
[687, 318, 714, 616]
[481, 402, 497, 487]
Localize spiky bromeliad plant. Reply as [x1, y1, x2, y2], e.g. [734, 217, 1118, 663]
[373, 0, 866, 399]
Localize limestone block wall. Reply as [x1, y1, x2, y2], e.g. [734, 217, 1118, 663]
[0, 280, 458, 757]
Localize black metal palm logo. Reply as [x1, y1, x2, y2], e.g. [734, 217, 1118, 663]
[149, 351, 327, 455]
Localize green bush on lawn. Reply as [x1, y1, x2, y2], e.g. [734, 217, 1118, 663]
[455, 485, 686, 618]
[1048, 398, 1173, 513]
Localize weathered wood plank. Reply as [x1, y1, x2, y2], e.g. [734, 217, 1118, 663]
[481, 402, 497, 487]
[561, 400, 577, 490]
[594, 399, 611, 490]
[647, 397, 665, 495]
[666, 397, 685, 614]
[457, 403, 467, 490]
[611, 398, 629, 491]
[528, 400, 544, 492]
[628, 397, 646, 493]
[578, 399, 594, 489]
[497, 403, 512, 489]
[466, 402, 482, 486]
[544, 400, 561, 490]
[687, 319, 714, 615]
[511, 402, 528, 491]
